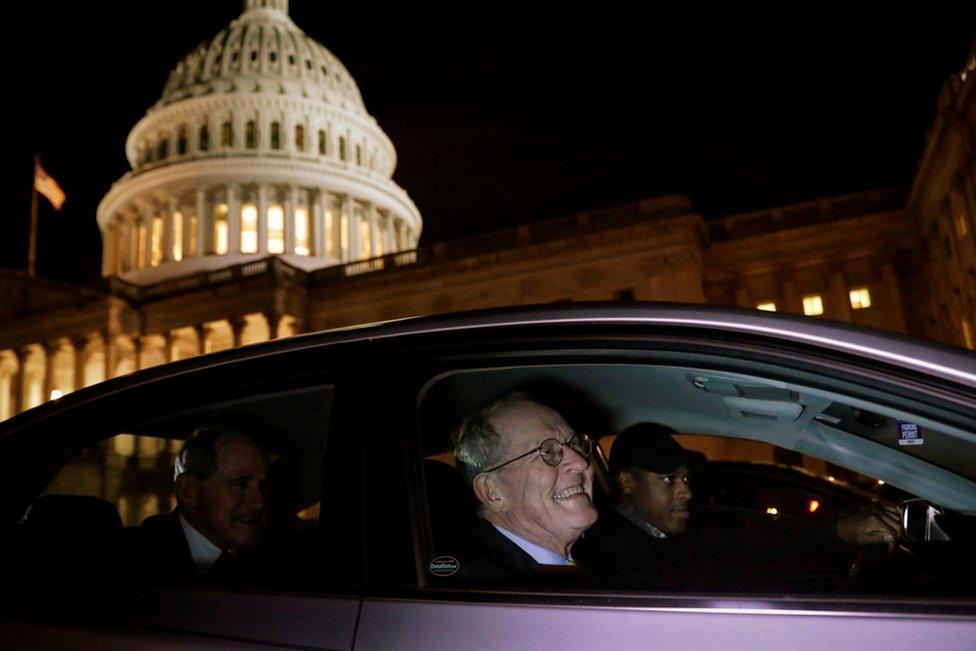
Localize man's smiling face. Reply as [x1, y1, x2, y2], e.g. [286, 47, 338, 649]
[482, 400, 597, 556]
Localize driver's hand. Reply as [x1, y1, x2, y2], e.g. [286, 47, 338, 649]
[836, 505, 900, 551]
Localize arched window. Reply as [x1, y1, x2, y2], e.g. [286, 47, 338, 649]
[221, 121, 233, 148]
[172, 211, 184, 262]
[318, 129, 327, 155]
[246, 120, 257, 149]
[199, 124, 210, 151]
[267, 203, 285, 253]
[150, 216, 164, 266]
[214, 203, 229, 254]
[295, 125, 305, 152]
[339, 136, 347, 161]
[271, 122, 281, 150]
[177, 127, 188, 155]
[241, 202, 258, 253]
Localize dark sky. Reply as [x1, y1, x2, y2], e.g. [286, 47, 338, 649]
[9, 2, 974, 284]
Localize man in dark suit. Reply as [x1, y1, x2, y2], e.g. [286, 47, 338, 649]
[138, 423, 271, 586]
[452, 393, 597, 583]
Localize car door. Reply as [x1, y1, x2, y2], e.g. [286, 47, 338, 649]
[0, 336, 369, 650]
[356, 315, 976, 650]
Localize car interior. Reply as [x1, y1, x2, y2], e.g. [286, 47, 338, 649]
[418, 362, 976, 594]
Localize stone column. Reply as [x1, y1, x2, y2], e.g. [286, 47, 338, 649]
[101, 330, 115, 382]
[71, 337, 88, 392]
[166, 196, 179, 261]
[229, 317, 246, 348]
[258, 184, 269, 254]
[196, 188, 208, 257]
[828, 271, 852, 322]
[164, 332, 176, 363]
[313, 190, 325, 258]
[228, 183, 241, 255]
[881, 261, 907, 333]
[12, 347, 27, 415]
[284, 185, 297, 254]
[347, 197, 360, 262]
[42, 342, 56, 400]
[194, 324, 211, 356]
[368, 202, 379, 258]
[263, 311, 282, 341]
[133, 336, 144, 372]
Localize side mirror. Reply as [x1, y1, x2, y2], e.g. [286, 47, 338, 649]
[900, 499, 951, 543]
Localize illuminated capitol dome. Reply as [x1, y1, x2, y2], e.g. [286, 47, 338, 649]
[97, 0, 422, 284]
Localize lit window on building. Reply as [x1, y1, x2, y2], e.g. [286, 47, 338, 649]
[268, 204, 285, 254]
[295, 125, 305, 152]
[151, 216, 164, 266]
[957, 214, 970, 238]
[221, 121, 233, 148]
[214, 203, 229, 255]
[340, 210, 349, 254]
[963, 319, 974, 350]
[756, 301, 777, 312]
[849, 287, 871, 310]
[295, 205, 311, 255]
[246, 120, 257, 149]
[802, 295, 824, 316]
[188, 213, 198, 256]
[271, 122, 281, 150]
[241, 203, 258, 253]
[325, 208, 336, 258]
[172, 211, 183, 261]
[137, 223, 147, 269]
[358, 208, 371, 259]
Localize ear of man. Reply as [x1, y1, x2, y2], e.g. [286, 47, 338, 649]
[473, 473, 504, 511]
[175, 473, 199, 509]
[616, 469, 636, 497]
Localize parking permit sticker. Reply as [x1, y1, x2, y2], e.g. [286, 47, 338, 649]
[898, 421, 923, 446]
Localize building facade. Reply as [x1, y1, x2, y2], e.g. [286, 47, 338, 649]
[2, 7, 973, 427]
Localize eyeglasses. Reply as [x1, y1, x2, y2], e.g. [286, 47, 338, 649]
[481, 434, 592, 474]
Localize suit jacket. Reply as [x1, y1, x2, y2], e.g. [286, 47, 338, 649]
[454, 519, 586, 587]
[573, 504, 854, 591]
[134, 511, 201, 586]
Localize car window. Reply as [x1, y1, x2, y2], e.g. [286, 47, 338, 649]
[413, 358, 976, 597]
[10, 383, 333, 593]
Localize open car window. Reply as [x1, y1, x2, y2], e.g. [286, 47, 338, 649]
[416, 359, 976, 596]
[10, 383, 333, 593]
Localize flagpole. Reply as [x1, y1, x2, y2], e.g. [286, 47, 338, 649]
[28, 154, 40, 277]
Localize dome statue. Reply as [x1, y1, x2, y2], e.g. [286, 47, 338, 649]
[97, 0, 422, 285]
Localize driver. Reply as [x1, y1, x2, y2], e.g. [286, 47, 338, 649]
[573, 422, 901, 589]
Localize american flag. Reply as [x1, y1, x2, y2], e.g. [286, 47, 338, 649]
[34, 163, 65, 210]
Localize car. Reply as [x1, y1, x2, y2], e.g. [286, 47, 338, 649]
[1, 302, 975, 650]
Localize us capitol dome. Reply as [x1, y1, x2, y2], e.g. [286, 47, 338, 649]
[97, 0, 422, 285]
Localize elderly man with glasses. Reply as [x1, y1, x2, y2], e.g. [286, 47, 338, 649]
[452, 392, 597, 581]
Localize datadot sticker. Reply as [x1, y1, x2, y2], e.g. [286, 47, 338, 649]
[897, 421, 923, 446]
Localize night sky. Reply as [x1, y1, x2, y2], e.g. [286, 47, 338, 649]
[9, 2, 974, 284]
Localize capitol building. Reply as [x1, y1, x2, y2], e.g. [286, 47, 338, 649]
[0, 1, 973, 428]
